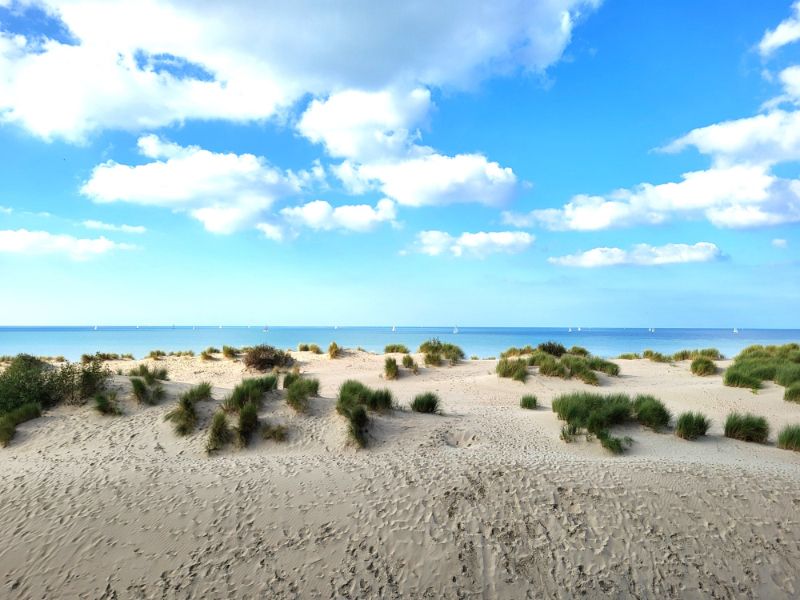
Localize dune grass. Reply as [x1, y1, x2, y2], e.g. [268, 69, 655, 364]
[675, 411, 710, 440]
[419, 338, 464, 365]
[286, 377, 320, 413]
[642, 349, 670, 363]
[128, 364, 168, 384]
[336, 380, 393, 447]
[724, 412, 769, 443]
[223, 376, 278, 413]
[424, 352, 442, 366]
[0, 402, 42, 447]
[617, 353, 641, 360]
[283, 369, 301, 389]
[328, 341, 341, 359]
[723, 343, 800, 394]
[632, 394, 671, 430]
[164, 394, 198, 436]
[94, 391, 121, 415]
[777, 425, 800, 451]
[262, 422, 288, 442]
[691, 357, 717, 376]
[384, 357, 399, 380]
[200, 350, 215, 361]
[496, 357, 529, 382]
[130, 377, 164, 405]
[385, 344, 409, 354]
[538, 356, 569, 379]
[297, 343, 310, 352]
[785, 382, 800, 403]
[148, 349, 166, 360]
[308, 343, 322, 354]
[538, 341, 567, 357]
[520, 394, 537, 410]
[235, 401, 260, 448]
[183, 382, 213, 403]
[206, 411, 232, 454]
[222, 345, 239, 359]
[242, 345, 293, 371]
[411, 392, 439, 414]
[402, 354, 414, 368]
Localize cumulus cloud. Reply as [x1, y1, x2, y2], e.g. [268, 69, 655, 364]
[0, 228, 133, 259]
[83, 219, 146, 233]
[549, 242, 720, 268]
[414, 230, 533, 257]
[281, 198, 396, 232]
[759, 1, 800, 57]
[0, 0, 600, 141]
[81, 135, 299, 233]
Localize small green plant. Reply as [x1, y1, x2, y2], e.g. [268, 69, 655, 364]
[424, 352, 441, 366]
[617, 353, 640, 360]
[94, 391, 121, 415]
[777, 425, 800, 451]
[183, 382, 213, 403]
[286, 378, 320, 413]
[560, 422, 579, 442]
[552, 392, 634, 453]
[402, 354, 414, 368]
[308, 344, 322, 354]
[236, 401, 260, 447]
[496, 358, 528, 382]
[723, 368, 761, 390]
[384, 357, 399, 380]
[538, 357, 568, 379]
[411, 392, 439, 414]
[148, 349, 166, 360]
[0, 402, 42, 447]
[724, 412, 769, 443]
[262, 422, 288, 442]
[336, 380, 393, 447]
[242, 345, 293, 371]
[538, 341, 567, 357]
[164, 394, 197, 436]
[283, 369, 301, 389]
[568, 346, 590, 357]
[419, 338, 464, 365]
[328, 341, 341, 359]
[691, 357, 717, 376]
[222, 345, 239, 359]
[206, 411, 232, 454]
[385, 344, 410, 353]
[520, 395, 537, 410]
[675, 412, 710, 440]
[128, 364, 168, 384]
[597, 431, 631, 454]
[785, 382, 800, 403]
[642, 349, 670, 363]
[297, 343, 310, 352]
[632, 395, 671, 431]
[130, 377, 163, 405]
[200, 350, 214, 361]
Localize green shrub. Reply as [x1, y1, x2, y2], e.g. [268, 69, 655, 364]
[164, 394, 197, 436]
[500, 345, 535, 358]
[94, 391, 121, 415]
[568, 346, 590, 357]
[411, 392, 439, 414]
[286, 378, 320, 413]
[617, 353, 640, 360]
[526, 350, 551, 367]
[777, 425, 800, 451]
[283, 370, 301, 389]
[496, 358, 528, 381]
[200, 350, 214, 361]
[642, 349, 669, 363]
[598, 431, 631, 454]
[539, 357, 568, 379]
[574, 368, 599, 386]
[723, 367, 762, 389]
[243, 345, 293, 371]
[723, 344, 800, 392]
[224, 377, 276, 412]
[148, 349, 166, 360]
[385, 357, 399, 380]
[402, 354, 414, 368]
[297, 343, 310, 352]
[724, 412, 769, 443]
[632, 395, 671, 430]
[776, 363, 800, 387]
[691, 357, 717, 376]
[262, 422, 288, 442]
[552, 392, 635, 452]
[336, 380, 393, 447]
[236, 401, 260, 447]
[419, 338, 464, 365]
[520, 395, 537, 410]
[308, 344, 322, 354]
[183, 382, 213, 403]
[675, 412, 710, 440]
[128, 364, 168, 384]
[785, 382, 800, 403]
[346, 405, 368, 447]
[424, 352, 441, 366]
[206, 411, 232, 454]
[328, 342, 341, 359]
[537, 341, 567, 357]
[130, 377, 154, 405]
[0, 402, 42, 447]
[222, 345, 239, 359]
[587, 357, 620, 376]
[385, 344, 409, 354]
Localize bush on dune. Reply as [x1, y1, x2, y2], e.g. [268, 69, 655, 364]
[424, 352, 442, 366]
[148, 350, 166, 360]
[385, 344, 409, 354]
[94, 391, 122, 416]
[128, 364, 168, 384]
[675, 411, 710, 440]
[520, 394, 537, 410]
[286, 377, 320, 413]
[206, 411, 232, 454]
[778, 425, 800, 451]
[419, 338, 464, 365]
[297, 343, 310, 352]
[283, 370, 301, 389]
[723, 343, 800, 395]
[243, 345, 293, 371]
[724, 412, 769, 443]
[402, 354, 414, 368]
[538, 356, 569, 379]
[632, 394, 671, 430]
[262, 422, 288, 442]
[130, 377, 165, 405]
[691, 357, 717, 376]
[537, 341, 567, 357]
[236, 401, 260, 447]
[0, 402, 42, 447]
[496, 357, 528, 382]
[642, 349, 670, 363]
[164, 394, 198, 436]
[223, 376, 277, 413]
[617, 353, 641, 360]
[328, 341, 341, 359]
[384, 357, 399, 380]
[411, 392, 439, 414]
[183, 382, 213, 403]
[336, 380, 393, 447]
[222, 345, 239, 359]
[786, 382, 800, 403]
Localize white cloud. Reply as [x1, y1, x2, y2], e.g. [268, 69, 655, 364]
[0, 205, 12, 214]
[414, 230, 533, 257]
[0, 0, 600, 141]
[352, 153, 517, 207]
[81, 135, 299, 233]
[0, 228, 133, 260]
[281, 198, 396, 232]
[549, 242, 720, 268]
[255, 222, 285, 242]
[772, 238, 788, 248]
[83, 219, 146, 233]
[759, 1, 800, 57]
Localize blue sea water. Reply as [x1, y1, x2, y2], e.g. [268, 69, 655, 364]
[0, 326, 798, 362]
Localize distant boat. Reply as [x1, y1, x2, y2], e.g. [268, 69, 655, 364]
[93, 325, 98, 331]
[568, 327, 572, 333]
[577, 327, 581, 332]
[392, 325, 396, 332]
[733, 327, 739, 334]
[334, 325, 338, 330]
[453, 326, 459, 334]
[263, 325, 269, 332]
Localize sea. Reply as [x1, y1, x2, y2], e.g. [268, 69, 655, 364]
[0, 326, 798, 362]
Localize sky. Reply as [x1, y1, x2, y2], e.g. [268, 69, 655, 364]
[0, 0, 798, 327]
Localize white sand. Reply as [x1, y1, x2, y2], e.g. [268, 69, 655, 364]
[1, 352, 799, 598]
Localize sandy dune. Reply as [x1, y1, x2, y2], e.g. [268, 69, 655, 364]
[1, 352, 799, 598]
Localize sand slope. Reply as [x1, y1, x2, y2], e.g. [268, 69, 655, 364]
[1, 352, 799, 598]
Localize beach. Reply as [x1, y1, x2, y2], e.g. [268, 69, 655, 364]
[1, 350, 799, 598]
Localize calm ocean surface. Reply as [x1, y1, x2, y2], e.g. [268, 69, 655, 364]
[0, 326, 798, 361]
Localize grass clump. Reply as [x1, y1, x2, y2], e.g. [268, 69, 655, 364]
[520, 395, 537, 410]
[642, 349, 669, 363]
[223, 376, 278, 413]
[336, 380, 393, 447]
[538, 356, 569, 379]
[164, 394, 197, 436]
[411, 392, 439, 414]
[402, 354, 414, 368]
[308, 344, 322, 354]
[328, 341, 341, 359]
[777, 425, 800, 451]
[130, 377, 165, 405]
[206, 411, 232, 454]
[673, 348, 724, 361]
[723, 368, 762, 390]
[723, 344, 800, 393]
[552, 392, 636, 453]
[243, 345, 293, 371]
[568, 346, 590, 357]
[200, 350, 215, 361]
[297, 343, 310, 352]
[724, 412, 769, 443]
[496, 358, 529, 382]
[286, 378, 320, 413]
[128, 364, 168, 384]
[675, 412, 710, 440]
[538, 341, 567, 357]
[691, 357, 717, 376]
[385, 344, 409, 354]
[617, 353, 641, 360]
[384, 357, 399, 380]
[148, 349, 166, 360]
[283, 369, 301, 389]
[183, 382, 213, 403]
[94, 391, 121, 416]
[236, 402, 260, 447]
[419, 338, 464, 365]
[785, 382, 800, 403]
[0, 402, 42, 447]
[222, 345, 239, 359]
[587, 357, 620, 376]
[262, 422, 288, 442]
[632, 394, 671, 430]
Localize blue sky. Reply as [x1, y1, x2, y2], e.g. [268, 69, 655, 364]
[0, 0, 798, 327]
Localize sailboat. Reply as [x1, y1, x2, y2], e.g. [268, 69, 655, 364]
[392, 325, 396, 332]
[568, 327, 572, 333]
[733, 327, 739, 334]
[453, 326, 459, 334]
[263, 325, 269, 332]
